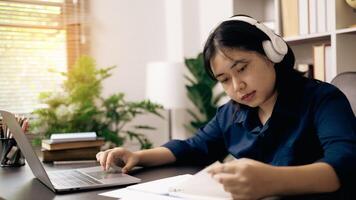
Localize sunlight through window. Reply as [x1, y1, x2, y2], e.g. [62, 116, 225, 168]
[0, 0, 86, 113]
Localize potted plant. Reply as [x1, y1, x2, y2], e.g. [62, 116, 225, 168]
[184, 53, 226, 133]
[30, 56, 163, 149]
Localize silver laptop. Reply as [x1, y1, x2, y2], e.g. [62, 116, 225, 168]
[0, 110, 141, 193]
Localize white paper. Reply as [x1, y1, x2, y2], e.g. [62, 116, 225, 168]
[99, 174, 192, 198]
[99, 188, 179, 200]
[168, 162, 232, 200]
[99, 164, 280, 200]
[127, 174, 192, 195]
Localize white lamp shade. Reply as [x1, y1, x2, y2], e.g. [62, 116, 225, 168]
[146, 62, 186, 109]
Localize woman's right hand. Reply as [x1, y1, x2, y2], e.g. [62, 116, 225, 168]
[96, 147, 139, 173]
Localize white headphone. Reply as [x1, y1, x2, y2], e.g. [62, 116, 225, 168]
[222, 16, 288, 63]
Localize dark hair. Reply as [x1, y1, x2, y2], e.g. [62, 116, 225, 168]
[203, 15, 299, 92]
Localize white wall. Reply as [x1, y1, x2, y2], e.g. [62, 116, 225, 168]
[89, 0, 167, 100]
[182, 0, 234, 58]
[88, 0, 167, 149]
[89, 0, 233, 148]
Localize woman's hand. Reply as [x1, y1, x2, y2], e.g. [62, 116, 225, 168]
[96, 147, 139, 173]
[207, 158, 276, 200]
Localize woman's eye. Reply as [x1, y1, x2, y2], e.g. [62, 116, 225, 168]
[220, 78, 229, 83]
[237, 65, 247, 72]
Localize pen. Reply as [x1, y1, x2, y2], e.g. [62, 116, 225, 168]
[7, 127, 11, 139]
[22, 118, 29, 133]
[0, 120, 5, 138]
[1, 139, 16, 165]
[6, 146, 18, 160]
[0, 123, 4, 138]
[11, 148, 21, 166]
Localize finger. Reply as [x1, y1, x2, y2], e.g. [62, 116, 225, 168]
[206, 162, 223, 171]
[105, 151, 116, 171]
[208, 163, 236, 174]
[122, 158, 136, 173]
[105, 148, 126, 170]
[212, 173, 238, 185]
[99, 150, 110, 170]
[96, 151, 102, 161]
[207, 162, 223, 174]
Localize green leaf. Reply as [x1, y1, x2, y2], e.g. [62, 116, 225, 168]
[125, 130, 152, 149]
[184, 74, 196, 85]
[186, 109, 201, 122]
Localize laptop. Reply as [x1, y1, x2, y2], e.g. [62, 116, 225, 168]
[0, 110, 141, 193]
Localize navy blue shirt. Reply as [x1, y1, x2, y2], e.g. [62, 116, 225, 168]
[163, 74, 356, 199]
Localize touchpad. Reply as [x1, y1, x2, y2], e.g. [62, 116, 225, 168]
[86, 171, 125, 180]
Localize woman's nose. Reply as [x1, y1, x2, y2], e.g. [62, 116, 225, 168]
[232, 78, 246, 92]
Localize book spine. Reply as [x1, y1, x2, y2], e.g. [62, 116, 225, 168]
[313, 44, 326, 81]
[41, 147, 100, 162]
[324, 45, 333, 82]
[316, 0, 326, 33]
[281, 0, 299, 37]
[42, 139, 104, 151]
[325, 0, 334, 32]
[309, 0, 317, 34]
[298, 0, 309, 35]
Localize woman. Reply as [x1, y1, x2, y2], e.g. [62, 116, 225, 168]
[96, 15, 356, 199]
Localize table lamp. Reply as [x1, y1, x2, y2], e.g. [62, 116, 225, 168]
[146, 62, 186, 140]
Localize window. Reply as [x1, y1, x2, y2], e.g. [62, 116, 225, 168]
[0, 0, 88, 114]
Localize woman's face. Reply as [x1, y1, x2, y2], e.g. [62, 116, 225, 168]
[211, 48, 277, 109]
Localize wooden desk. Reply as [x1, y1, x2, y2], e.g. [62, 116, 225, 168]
[0, 162, 202, 200]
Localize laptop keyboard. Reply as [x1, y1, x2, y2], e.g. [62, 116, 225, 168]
[48, 170, 102, 188]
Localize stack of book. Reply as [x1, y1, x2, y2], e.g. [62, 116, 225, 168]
[41, 132, 105, 163]
[281, 0, 333, 37]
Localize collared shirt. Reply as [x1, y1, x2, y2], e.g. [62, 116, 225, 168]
[163, 74, 356, 199]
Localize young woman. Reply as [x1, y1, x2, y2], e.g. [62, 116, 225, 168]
[96, 15, 356, 199]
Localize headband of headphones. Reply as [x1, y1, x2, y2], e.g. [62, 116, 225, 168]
[221, 16, 288, 63]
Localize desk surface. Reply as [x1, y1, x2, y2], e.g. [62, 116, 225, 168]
[0, 161, 202, 200]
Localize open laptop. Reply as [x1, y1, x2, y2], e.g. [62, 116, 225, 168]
[0, 110, 141, 193]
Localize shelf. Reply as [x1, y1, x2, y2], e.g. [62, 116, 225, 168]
[284, 32, 331, 45]
[336, 26, 356, 35]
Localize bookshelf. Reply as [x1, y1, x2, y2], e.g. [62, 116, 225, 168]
[233, 0, 356, 82]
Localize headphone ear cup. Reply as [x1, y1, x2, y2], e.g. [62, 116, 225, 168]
[262, 40, 284, 63]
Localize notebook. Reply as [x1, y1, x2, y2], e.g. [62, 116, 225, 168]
[0, 110, 141, 193]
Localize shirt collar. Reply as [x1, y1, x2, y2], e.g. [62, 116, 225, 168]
[234, 104, 248, 124]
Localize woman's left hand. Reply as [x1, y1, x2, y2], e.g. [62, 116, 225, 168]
[207, 158, 277, 200]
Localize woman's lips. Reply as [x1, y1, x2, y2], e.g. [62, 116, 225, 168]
[241, 91, 256, 102]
